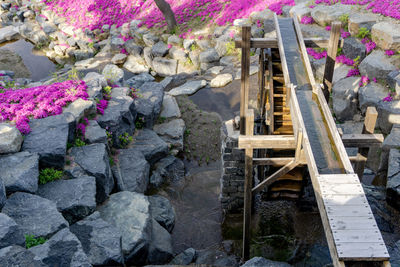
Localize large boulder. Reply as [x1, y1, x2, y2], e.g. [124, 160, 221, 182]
[0, 151, 39, 194]
[358, 82, 388, 114]
[124, 72, 155, 89]
[112, 148, 150, 193]
[152, 41, 169, 57]
[0, 26, 19, 44]
[160, 94, 181, 118]
[123, 54, 150, 74]
[343, 37, 366, 61]
[359, 50, 397, 80]
[37, 177, 97, 224]
[148, 195, 175, 233]
[148, 219, 173, 264]
[70, 212, 123, 265]
[3, 192, 68, 239]
[332, 77, 361, 121]
[0, 123, 22, 154]
[134, 82, 164, 128]
[210, 73, 233, 87]
[0, 214, 25, 249]
[29, 228, 91, 267]
[168, 80, 207, 96]
[132, 129, 169, 165]
[98, 191, 152, 264]
[371, 22, 400, 51]
[63, 98, 95, 123]
[241, 257, 292, 266]
[152, 57, 178, 77]
[149, 156, 185, 188]
[379, 125, 400, 176]
[348, 13, 378, 36]
[310, 4, 351, 27]
[70, 144, 114, 203]
[102, 64, 124, 84]
[387, 148, 400, 210]
[199, 49, 220, 63]
[0, 246, 47, 267]
[154, 119, 185, 150]
[377, 100, 400, 134]
[84, 120, 107, 144]
[143, 33, 159, 46]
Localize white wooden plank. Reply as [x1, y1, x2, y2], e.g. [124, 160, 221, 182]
[326, 205, 373, 217]
[332, 229, 383, 243]
[336, 242, 389, 260]
[323, 194, 368, 206]
[329, 216, 378, 230]
[317, 174, 359, 184]
[320, 184, 363, 195]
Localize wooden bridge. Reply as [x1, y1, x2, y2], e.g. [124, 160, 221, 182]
[235, 13, 390, 267]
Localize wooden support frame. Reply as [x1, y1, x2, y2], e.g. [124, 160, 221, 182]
[240, 26, 251, 135]
[234, 37, 338, 49]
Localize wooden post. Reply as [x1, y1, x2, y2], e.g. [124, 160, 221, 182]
[355, 107, 378, 180]
[243, 109, 254, 260]
[322, 21, 341, 102]
[240, 26, 251, 135]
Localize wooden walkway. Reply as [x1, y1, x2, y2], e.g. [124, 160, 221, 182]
[235, 13, 390, 267]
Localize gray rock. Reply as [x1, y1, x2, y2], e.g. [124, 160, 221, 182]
[152, 41, 169, 57]
[169, 47, 187, 61]
[29, 228, 91, 267]
[0, 151, 39, 194]
[70, 144, 114, 203]
[110, 37, 124, 52]
[112, 53, 127, 64]
[37, 177, 97, 224]
[289, 3, 311, 21]
[154, 119, 185, 150]
[134, 82, 164, 127]
[98, 191, 152, 264]
[332, 77, 361, 121]
[160, 94, 181, 118]
[372, 22, 400, 51]
[143, 47, 154, 69]
[0, 123, 22, 154]
[310, 4, 351, 27]
[183, 39, 195, 50]
[197, 40, 211, 50]
[0, 180, 5, 210]
[102, 64, 124, 84]
[124, 72, 155, 89]
[123, 54, 150, 74]
[377, 100, 400, 134]
[149, 156, 185, 188]
[132, 129, 169, 165]
[152, 57, 178, 77]
[241, 257, 292, 266]
[168, 35, 182, 46]
[358, 82, 388, 113]
[251, 25, 264, 38]
[333, 64, 352, 84]
[208, 66, 224, 75]
[0, 214, 25, 248]
[148, 219, 173, 264]
[200, 61, 219, 71]
[0, 246, 46, 267]
[70, 212, 123, 265]
[233, 18, 250, 26]
[235, 65, 259, 79]
[22, 115, 70, 168]
[199, 49, 220, 63]
[0, 26, 19, 44]
[387, 148, 400, 209]
[124, 40, 143, 56]
[359, 50, 397, 80]
[63, 98, 95, 123]
[388, 70, 400, 90]
[348, 13, 378, 36]
[343, 37, 366, 61]
[195, 248, 238, 266]
[83, 72, 107, 89]
[112, 148, 150, 193]
[168, 80, 207, 96]
[169, 248, 196, 265]
[3, 192, 68, 239]
[220, 56, 236, 66]
[189, 50, 200, 67]
[85, 120, 107, 144]
[211, 73, 233, 88]
[143, 33, 159, 46]
[215, 36, 230, 57]
[148, 195, 175, 233]
[250, 9, 274, 22]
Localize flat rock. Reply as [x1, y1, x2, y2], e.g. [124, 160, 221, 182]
[112, 148, 150, 193]
[332, 77, 361, 121]
[169, 247, 196, 265]
[388, 70, 400, 92]
[0, 123, 22, 154]
[333, 64, 352, 84]
[359, 50, 396, 80]
[134, 82, 164, 127]
[124, 72, 155, 89]
[168, 80, 207, 96]
[123, 54, 150, 74]
[0, 246, 46, 267]
[3, 192, 68, 239]
[310, 4, 352, 27]
[348, 13, 378, 36]
[29, 228, 91, 267]
[132, 129, 169, 165]
[149, 156, 185, 189]
[199, 49, 220, 63]
[154, 119, 185, 150]
[160, 94, 181, 118]
[372, 22, 400, 51]
[183, 39, 195, 50]
[85, 120, 107, 144]
[70, 144, 114, 203]
[148, 195, 175, 233]
[289, 2, 311, 21]
[148, 219, 173, 264]
[37, 177, 97, 224]
[0, 26, 19, 44]
[0, 214, 25, 249]
[63, 98, 94, 123]
[152, 41, 169, 57]
[241, 257, 292, 266]
[70, 212, 123, 265]
[210, 73, 233, 87]
[152, 57, 177, 77]
[387, 148, 400, 210]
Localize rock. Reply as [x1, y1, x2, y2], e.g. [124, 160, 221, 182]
[235, 65, 259, 79]
[359, 50, 397, 80]
[70, 212, 123, 265]
[195, 248, 238, 266]
[333, 64, 352, 84]
[215, 37, 230, 57]
[110, 37, 124, 52]
[168, 80, 207, 96]
[197, 39, 211, 50]
[152, 41, 169, 57]
[241, 257, 292, 266]
[167, 35, 181, 46]
[29, 228, 91, 267]
[102, 64, 124, 84]
[112, 148, 150, 193]
[170, 247, 196, 265]
[149, 156, 185, 188]
[358, 82, 388, 113]
[124, 40, 143, 56]
[332, 77, 361, 121]
[3, 192, 68, 239]
[148, 195, 175, 233]
[208, 66, 224, 75]
[379, 125, 400, 175]
[343, 37, 366, 61]
[123, 54, 150, 74]
[0, 49, 30, 79]
[310, 4, 351, 27]
[200, 61, 219, 72]
[160, 94, 181, 118]
[348, 13, 378, 36]
[0, 151, 39, 194]
[0, 246, 46, 267]
[0, 214, 25, 248]
[85, 120, 107, 144]
[251, 25, 264, 38]
[83, 72, 107, 89]
[377, 100, 400, 134]
[22, 115, 70, 168]
[289, 2, 311, 21]
[124, 72, 155, 89]
[134, 82, 164, 127]
[63, 98, 94, 123]
[169, 47, 187, 61]
[199, 48, 220, 63]
[132, 129, 169, 165]
[70, 144, 114, 203]
[111, 53, 127, 64]
[148, 219, 173, 264]
[183, 39, 195, 50]
[37, 177, 97, 224]
[143, 33, 159, 46]
[220, 56, 236, 66]
[143, 47, 154, 69]
[0, 180, 5, 210]
[0, 26, 19, 44]
[387, 148, 400, 210]
[211, 73, 233, 87]
[0, 123, 22, 154]
[154, 119, 185, 150]
[98, 191, 151, 264]
[152, 57, 178, 77]
[388, 70, 400, 92]
[233, 18, 250, 26]
[372, 22, 400, 51]
[250, 9, 274, 22]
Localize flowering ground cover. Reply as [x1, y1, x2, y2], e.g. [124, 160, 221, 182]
[0, 80, 88, 134]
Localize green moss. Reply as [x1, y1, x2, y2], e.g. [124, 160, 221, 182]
[25, 234, 47, 248]
[39, 168, 63, 184]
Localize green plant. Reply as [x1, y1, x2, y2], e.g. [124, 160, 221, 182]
[119, 132, 133, 148]
[109, 157, 114, 166]
[25, 235, 47, 249]
[39, 168, 63, 184]
[88, 42, 94, 49]
[337, 47, 343, 56]
[190, 43, 200, 51]
[74, 138, 86, 147]
[339, 14, 349, 30]
[103, 85, 112, 99]
[106, 130, 113, 147]
[67, 67, 80, 80]
[157, 116, 166, 124]
[356, 27, 371, 39]
[225, 40, 237, 56]
[135, 117, 145, 129]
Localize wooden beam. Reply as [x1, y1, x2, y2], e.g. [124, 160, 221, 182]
[234, 37, 333, 49]
[341, 133, 384, 147]
[322, 21, 341, 101]
[267, 49, 274, 133]
[240, 26, 251, 135]
[238, 135, 296, 149]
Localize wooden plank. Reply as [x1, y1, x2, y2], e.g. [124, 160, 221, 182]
[326, 205, 373, 217]
[322, 21, 341, 101]
[323, 194, 368, 206]
[240, 26, 251, 135]
[238, 135, 296, 149]
[267, 49, 274, 132]
[234, 37, 332, 49]
[274, 14, 290, 89]
[317, 174, 359, 184]
[336, 242, 389, 260]
[253, 156, 307, 166]
[320, 183, 363, 195]
[333, 229, 384, 243]
[329, 216, 378, 230]
[342, 133, 384, 147]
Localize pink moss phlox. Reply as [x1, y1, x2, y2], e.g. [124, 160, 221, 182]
[325, 25, 331, 31]
[340, 29, 350, 38]
[307, 47, 327, 59]
[346, 68, 360, 77]
[336, 55, 354, 66]
[96, 99, 108, 115]
[385, 50, 395, 56]
[365, 40, 376, 53]
[383, 93, 393, 102]
[300, 15, 314, 24]
[359, 75, 370, 86]
[373, 77, 377, 83]
[167, 44, 172, 49]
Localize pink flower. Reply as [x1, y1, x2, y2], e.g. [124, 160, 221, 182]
[307, 47, 327, 59]
[385, 50, 395, 56]
[325, 26, 331, 31]
[300, 16, 314, 24]
[167, 44, 172, 49]
[347, 68, 360, 77]
[365, 41, 376, 53]
[359, 76, 370, 87]
[336, 55, 354, 66]
[383, 93, 393, 102]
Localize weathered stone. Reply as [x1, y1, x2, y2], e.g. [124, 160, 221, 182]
[220, 56, 236, 66]
[377, 100, 400, 134]
[0, 214, 25, 249]
[0, 180, 5, 210]
[348, 13, 378, 36]
[152, 57, 178, 77]
[37, 177, 96, 224]
[124, 72, 155, 89]
[29, 228, 91, 267]
[63, 98, 95, 122]
[169, 47, 187, 61]
[208, 66, 224, 75]
[0, 26, 19, 44]
[168, 80, 207, 96]
[199, 48, 220, 63]
[169, 247, 197, 265]
[235, 65, 259, 79]
[241, 257, 292, 266]
[148, 219, 173, 264]
[149, 156, 185, 188]
[134, 82, 164, 127]
[123, 54, 150, 74]
[160, 94, 181, 118]
[359, 50, 397, 80]
[250, 9, 274, 22]
[152, 41, 169, 57]
[358, 82, 388, 113]
[143, 47, 154, 69]
[0, 246, 46, 267]
[0, 123, 22, 154]
[3, 192, 68, 239]
[132, 129, 169, 165]
[189, 50, 200, 67]
[154, 119, 185, 150]
[210, 73, 233, 88]
[195, 248, 239, 266]
[379, 124, 400, 175]
[289, 2, 311, 21]
[148, 195, 175, 233]
[167, 35, 181, 46]
[111, 53, 127, 64]
[183, 39, 195, 50]
[124, 40, 143, 56]
[200, 61, 219, 71]
[310, 4, 352, 27]
[372, 22, 400, 51]
[388, 70, 400, 92]
[251, 25, 264, 38]
[0, 151, 39, 194]
[387, 148, 400, 210]
[143, 33, 159, 46]
[233, 18, 250, 26]
[197, 39, 211, 50]
[98, 191, 151, 264]
[112, 148, 150, 193]
[85, 120, 107, 144]
[332, 77, 361, 121]
[102, 64, 124, 84]
[70, 144, 114, 203]
[333, 64, 352, 84]
[343, 37, 366, 61]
